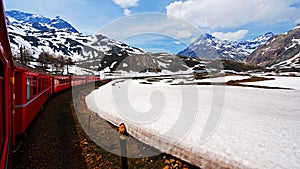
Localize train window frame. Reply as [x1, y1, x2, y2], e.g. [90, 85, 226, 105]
[32, 76, 37, 96]
[42, 78, 44, 90]
[38, 77, 41, 92]
[26, 76, 30, 100]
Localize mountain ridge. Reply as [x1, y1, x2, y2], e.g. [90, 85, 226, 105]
[246, 24, 300, 68]
[6, 10, 79, 33]
[177, 32, 274, 62]
[6, 10, 146, 72]
[6, 10, 195, 74]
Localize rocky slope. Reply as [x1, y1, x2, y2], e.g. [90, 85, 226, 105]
[246, 24, 300, 68]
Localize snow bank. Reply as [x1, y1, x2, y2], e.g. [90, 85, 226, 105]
[86, 79, 300, 168]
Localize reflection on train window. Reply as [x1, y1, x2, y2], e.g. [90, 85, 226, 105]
[26, 76, 30, 100]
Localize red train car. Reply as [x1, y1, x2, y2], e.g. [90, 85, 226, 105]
[86, 75, 97, 83]
[14, 67, 52, 134]
[71, 75, 86, 86]
[0, 1, 101, 167]
[0, 1, 15, 168]
[53, 75, 71, 93]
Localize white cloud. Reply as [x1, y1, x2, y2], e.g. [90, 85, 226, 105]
[176, 30, 192, 38]
[123, 8, 132, 16]
[113, 0, 139, 8]
[97, 13, 202, 45]
[166, 0, 300, 28]
[212, 30, 249, 41]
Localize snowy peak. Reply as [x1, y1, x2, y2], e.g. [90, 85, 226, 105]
[6, 10, 78, 33]
[252, 32, 274, 43]
[6, 10, 50, 23]
[197, 33, 215, 41]
[48, 16, 78, 33]
[177, 33, 273, 62]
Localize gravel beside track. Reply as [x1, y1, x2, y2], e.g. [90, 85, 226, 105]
[13, 88, 87, 169]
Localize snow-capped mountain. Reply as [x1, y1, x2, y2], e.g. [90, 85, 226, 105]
[247, 24, 300, 68]
[6, 10, 209, 74]
[6, 10, 145, 71]
[177, 32, 274, 62]
[6, 10, 78, 33]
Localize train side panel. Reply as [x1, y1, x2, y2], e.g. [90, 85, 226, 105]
[86, 76, 95, 83]
[53, 76, 71, 93]
[71, 76, 86, 86]
[14, 69, 52, 134]
[0, 1, 15, 168]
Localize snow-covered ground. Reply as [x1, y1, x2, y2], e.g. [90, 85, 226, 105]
[99, 70, 193, 80]
[194, 75, 250, 83]
[86, 78, 300, 169]
[243, 76, 300, 90]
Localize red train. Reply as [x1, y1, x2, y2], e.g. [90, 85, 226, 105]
[0, 2, 100, 168]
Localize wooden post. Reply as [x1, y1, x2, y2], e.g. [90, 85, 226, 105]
[119, 123, 128, 169]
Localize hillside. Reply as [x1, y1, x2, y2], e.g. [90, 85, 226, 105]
[247, 24, 300, 68]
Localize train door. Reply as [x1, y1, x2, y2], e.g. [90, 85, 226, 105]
[0, 61, 4, 154]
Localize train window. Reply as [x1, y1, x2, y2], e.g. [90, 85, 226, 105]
[26, 76, 30, 100]
[45, 78, 49, 88]
[44, 78, 47, 89]
[42, 78, 45, 90]
[38, 78, 41, 92]
[33, 76, 37, 96]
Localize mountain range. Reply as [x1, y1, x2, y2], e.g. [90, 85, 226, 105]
[246, 24, 300, 68]
[5, 10, 300, 72]
[6, 10, 79, 33]
[177, 32, 274, 62]
[6, 10, 195, 73]
[6, 10, 146, 71]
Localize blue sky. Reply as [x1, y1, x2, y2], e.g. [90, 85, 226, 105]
[4, 0, 300, 54]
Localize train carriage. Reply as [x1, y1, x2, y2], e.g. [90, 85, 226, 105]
[0, 1, 101, 167]
[71, 75, 87, 86]
[86, 75, 96, 83]
[14, 67, 52, 135]
[0, 1, 15, 168]
[53, 75, 71, 93]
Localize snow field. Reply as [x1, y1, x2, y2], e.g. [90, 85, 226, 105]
[86, 78, 300, 168]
